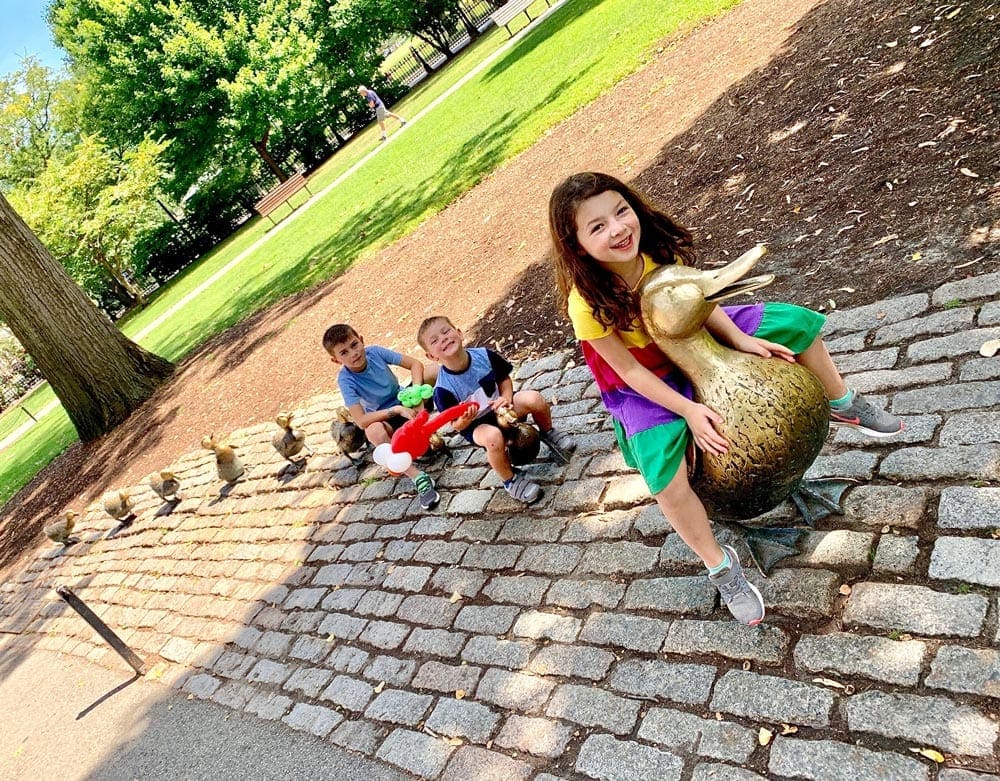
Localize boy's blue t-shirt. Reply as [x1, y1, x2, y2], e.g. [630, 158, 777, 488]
[433, 347, 513, 420]
[363, 88, 384, 108]
[338, 345, 404, 412]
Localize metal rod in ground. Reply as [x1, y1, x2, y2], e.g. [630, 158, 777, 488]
[56, 586, 146, 675]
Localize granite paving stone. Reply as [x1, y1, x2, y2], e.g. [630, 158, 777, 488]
[545, 683, 641, 734]
[474, 668, 555, 714]
[439, 746, 533, 781]
[608, 659, 716, 704]
[17, 271, 1000, 781]
[328, 719, 387, 755]
[793, 632, 926, 685]
[576, 541, 659, 575]
[929, 537, 1000, 587]
[843, 690, 999, 756]
[711, 670, 835, 727]
[481, 575, 550, 605]
[327, 646, 370, 674]
[545, 578, 625, 608]
[622, 576, 717, 615]
[873, 534, 920, 574]
[691, 764, 766, 781]
[412, 660, 481, 695]
[320, 674, 375, 712]
[363, 655, 418, 687]
[375, 728, 455, 779]
[494, 714, 574, 758]
[282, 702, 343, 738]
[925, 645, 1000, 698]
[397, 595, 462, 627]
[461, 636, 535, 669]
[939, 411, 1000, 446]
[527, 644, 615, 681]
[424, 697, 500, 743]
[512, 610, 582, 642]
[454, 604, 520, 634]
[358, 620, 410, 650]
[515, 544, 583, 575]
[404, 628, 468, 659]
[364, 689, 434, 725]
[575, 733, 683, 781]
[638, 707, 755, 763]
[283, 666, 334, 697]
[430, 567, 488, 597]
[580, 612, 671, 652]
[662, 620, 788, 664]
[768, 736, 928, 781]
[843, 582, 988, 636]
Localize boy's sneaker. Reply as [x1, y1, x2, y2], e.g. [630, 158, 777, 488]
[540, 428, 575, 464]
[708, 544, 765, 626]
[830, 390, 904, 438]
[400, 119, 407, 126]
[413, 472, 440, 510]
[503, 471, 541, 504]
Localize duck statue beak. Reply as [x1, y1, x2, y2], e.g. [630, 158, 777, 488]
[702, 245, 775, 302]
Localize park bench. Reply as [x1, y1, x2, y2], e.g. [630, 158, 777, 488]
[254, 171, 314, 227]
[491, 0, 552, 37]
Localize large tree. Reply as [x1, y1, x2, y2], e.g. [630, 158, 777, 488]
[0, 193, 174, 441]
[10, 134, 170, 309]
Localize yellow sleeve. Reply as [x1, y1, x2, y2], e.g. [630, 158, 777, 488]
[567, 287, 612, 341]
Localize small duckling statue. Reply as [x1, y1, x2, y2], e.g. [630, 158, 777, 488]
[44, 510, 79, 545]
[496, 407, 541, 466]
[147, 470, 182, 502]
[331, 407, 367, 466]
[202, 434, 245, 484]
[272, 411, 312, 468]
[640, 245, 832, 572]
[102, 490, 136, 524]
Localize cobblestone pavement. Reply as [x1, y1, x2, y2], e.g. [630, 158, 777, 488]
[2, 271, 999, 780]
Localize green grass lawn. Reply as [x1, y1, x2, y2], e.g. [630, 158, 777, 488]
[0, 0, 742, 506]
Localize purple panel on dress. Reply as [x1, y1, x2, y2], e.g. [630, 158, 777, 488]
[721, 303, 765, 336]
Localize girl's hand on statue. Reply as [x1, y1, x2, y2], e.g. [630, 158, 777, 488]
[737, 335, 795, 363]
[684, 404, 729, 455]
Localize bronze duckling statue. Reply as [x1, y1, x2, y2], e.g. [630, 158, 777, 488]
[497, 407, 541, 466]
[45, 510, 79, 545]
[202, 434, 245, 484]
[331, 407, 368, 466]
[272, 411, 312, 469]
[147, 470, 182, 502]
[640, 245, 833, 571]
[102, 489, 136, 524]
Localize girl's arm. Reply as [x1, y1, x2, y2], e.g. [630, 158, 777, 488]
[586, 333, 729, 455]
[705, 308, 795, 362]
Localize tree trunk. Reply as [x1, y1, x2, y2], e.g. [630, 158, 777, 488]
[457, 6, 480, 40]
[0, 193, 174, 441]
[252, 129, 288, 182]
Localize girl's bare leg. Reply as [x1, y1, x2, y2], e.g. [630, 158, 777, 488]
[797, 337, 848, 399]
[654, 458, 724, 568]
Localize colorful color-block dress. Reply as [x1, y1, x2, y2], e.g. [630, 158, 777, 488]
[567, 255, 825, 494]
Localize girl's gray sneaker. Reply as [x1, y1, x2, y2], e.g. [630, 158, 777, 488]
[708, 544, 765, 626]
[830, 390, 903, 438]
[503, 471, 541, 504]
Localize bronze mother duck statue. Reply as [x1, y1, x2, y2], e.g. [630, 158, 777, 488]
[640, 245, 839, 573]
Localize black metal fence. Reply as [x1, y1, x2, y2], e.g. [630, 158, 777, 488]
[384, 0, 502, 88]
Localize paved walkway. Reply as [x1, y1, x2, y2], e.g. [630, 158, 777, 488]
[2, 271, 999, 780]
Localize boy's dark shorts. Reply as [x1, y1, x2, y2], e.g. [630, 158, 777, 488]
[384, 414, 409, 432]
[458, 410, 500, 444]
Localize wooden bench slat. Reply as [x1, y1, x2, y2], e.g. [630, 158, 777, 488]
[254, 171, 313, 224]
[491, 0, 551, 34]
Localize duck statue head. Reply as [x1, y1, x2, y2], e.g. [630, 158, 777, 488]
[640, 246, 830, 542]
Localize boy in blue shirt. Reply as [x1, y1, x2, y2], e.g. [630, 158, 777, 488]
[323, 323, 439, 510]
[417, 315, 575, 505]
